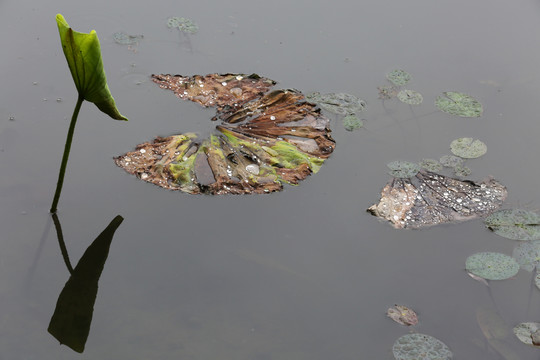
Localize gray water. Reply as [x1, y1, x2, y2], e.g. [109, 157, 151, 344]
[3, 0, 540, 358]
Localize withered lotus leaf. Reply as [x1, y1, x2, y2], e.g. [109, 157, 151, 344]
[115, 73, 335, 194]
[367, 170, 507, 229]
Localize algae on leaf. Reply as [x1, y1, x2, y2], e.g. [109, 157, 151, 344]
[435, 92, 483, 117]
[465, 252, 519, 280]
[485, 209, 540, 240]
[115, 73, 335, 194]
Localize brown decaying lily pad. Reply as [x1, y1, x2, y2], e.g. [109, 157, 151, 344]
[115, 73, 335, 195]
[387, 305, 418, 326]
[367, 170, 507, 229]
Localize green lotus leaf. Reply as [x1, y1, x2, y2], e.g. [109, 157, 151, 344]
[397, 89, 423, 105]
[56, 14, 127, 121]
[386, 69, 411, 86]
[512, 241, 540, 272]
[306, 92, 366, 115]
[453, 164, 471, 177]
[392, 333, 452, 360]
[419, 158, 442, 172]
[387, 161, 420, 178]
[485, 209, 540, 240]
[465, 252, 519, 280]
[342, 114, 363, 131]
[513, 322, 540, 347]
[435, 91, 483, 117]
[450, 138, 487, 159]
[439, 155, 463, 168]
[115, 73, 335, 194]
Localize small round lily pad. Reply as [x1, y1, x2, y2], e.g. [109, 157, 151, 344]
[485, 209, 540, 240]
[342, 114, 363, 131]
[167, 17, 199, 34]
[439, 155, 463, 168]
[386, 70, 411, 86]
[420, 158, 442, 172]
[436, 92, 483, 117]
[465, 252, 519, 280]
[397, 89, 423, 105]
[393, 333, 453, 360]
[512, 241, 540, 272]
[453, 164, 471, 177]
[450, 138, 487, 159]
[387, 161, 420, 178]
[513, 322, 540, 347]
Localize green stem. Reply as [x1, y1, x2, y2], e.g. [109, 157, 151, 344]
[51, 213, 74, 274]
[50, 95, 84, 213]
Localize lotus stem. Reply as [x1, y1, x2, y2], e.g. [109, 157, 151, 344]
[50, 94, 84, 213]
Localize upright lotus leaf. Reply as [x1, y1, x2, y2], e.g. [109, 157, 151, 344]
[450, 138, 487, 159]
[305, 92, 366, 115]
[368, 170, 507, 229]
[392, 333, 453, 360]
[115, 73, 335, 194]
[56, 14, 127, 120]
[397, 89, 423, 105]
[435, 92, 483, 117]
[465, 252, 519, 280]
[513, 323, 540, 347]
[386, 69, 411, 86]
[48, 215, 123, 353]
[512, 241, 540, 272]
[387, 305, 418, 326]
[485, 209, 540, 240]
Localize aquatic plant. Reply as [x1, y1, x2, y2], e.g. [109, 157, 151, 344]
[435, 91, 483, 117]
[485, 209, 540, 240]
[387, 305, 418, 326]
[465, 252, 519, 280]
[392, 333, 452, 360]
[342, 114, 363, 131]
[450, 137, 487, 159]
[397, 89, 423, 105]
[513, 322, 540, 347]
[386, 69, 411, 86]
[50, 14, 127, 213]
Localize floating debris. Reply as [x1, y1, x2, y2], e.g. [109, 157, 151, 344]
[342, 114, 363, 131]
[167, 17, 198, 34]
[368, 170, 507, 229]
[387, 305, 418, 326]
[435, 92, 483, 117]
[377, 84, 399, 100]
[392, 333, 452, 360]
[387, 161, 420, 178]
[112, 32, 143, 45]
[485, 209, 540, 240]
[513, 322, 540, 347]
[512, 241, 540, 272]
[419, 158, 442, 172]
[450, 138, 487, 159]
[386, 69, 411, 86]
[115, 73, 335, 194]
[306, 92, 366, 116]
[465, 252, 519, 280]
[397, 89, 423, 105]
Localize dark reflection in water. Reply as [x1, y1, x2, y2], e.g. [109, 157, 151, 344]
[47, 214, 123, 353]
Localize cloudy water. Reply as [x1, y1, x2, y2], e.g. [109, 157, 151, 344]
[3, 0, 540, 358]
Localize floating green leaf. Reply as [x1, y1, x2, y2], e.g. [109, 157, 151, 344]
[485, 209, 540, 240]
[56, 14, 127, 121]
[306, 92, 366, 115]
[112, 32, 143, 45]
[387, 305, 418, 326]
[453, 164, 471, 177]
[465, 252, 519, 280]
[439, 155, 463, 168]
[512, 241, 540, 272]
[513, 323, 540, 347]
[387, 161, 420, 178]
[419, 158, 442, 172]
[450, 138, 487, 159]
[342, 114, 363, 131]
[167, 17, 198, 34]
[115, 73, 335, 194]
[392, 333, 452, 360]
[435, 92, 483, 117]
[386, 69, 411, 86]
[397, 89, 423, 105]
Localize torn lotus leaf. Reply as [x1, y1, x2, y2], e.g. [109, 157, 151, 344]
[115, 73, 335, 194]
[368, 170, 507, 229]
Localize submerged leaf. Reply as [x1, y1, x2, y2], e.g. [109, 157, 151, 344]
[419, 158, 442, 172]
[306, 92, 366, 115]
[513, 323, 540, 347]
[397, 89, 423, 105]
[450, 138, 487, 159]
[167, 17, 198, 34]
[112, 32, 143, 45]
[387, 305, 418, 326]
[115, 73, 335, 194]
[439, 155, 463, 168]
[512, 241, 540, 272]
[435, 92, 483, 117]
[465, 252, 519, 280]
[387, 161, 420, 178]
[342, 114, 363, 131]
[368, 170, 507, 229]
[392, 333, 452, 360]
[55, 14, 127, 121]
[378, 85, 399, 100]
[453, 164, 471, 177]
[386, 69, 411, 86]
[485, 209, 540, 240]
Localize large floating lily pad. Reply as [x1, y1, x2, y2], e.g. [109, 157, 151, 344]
[512, 241, 540, 272]
[435, 92, 483, 117]
[392, 333, 452, 360]
[513, 322, 540, 347]
[115, 73, 335, 194]
[450, 138, 487, 159]
[397, 89, 423, 105]
[465, 252, 519, 280]
[387, 305, 418, 326]
[485, 209, 540, 240]
[368, 170, 507, 229]
[386, 69, 411, 86]
[306, 92, 366, 115]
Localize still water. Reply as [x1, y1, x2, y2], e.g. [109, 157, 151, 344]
[3, 0, 540, 358]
